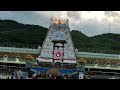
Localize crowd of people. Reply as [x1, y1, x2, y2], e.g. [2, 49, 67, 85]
[0, 68, 78, 79]
[0, 69, 25, 79]
[31, 73, 73, 79]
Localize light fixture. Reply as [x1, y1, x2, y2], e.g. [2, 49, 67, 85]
[3, 55, 8, 62]
[16, 56, 20, 62]
[4, 58, 7, 62]
[94, 61, 99, 67]
[94, 65, 98, 67]
[106, 62, 111, 67]
[4, 59, 7, 62]
[16, 58, 19, 62]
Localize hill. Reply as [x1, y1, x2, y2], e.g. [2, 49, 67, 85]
[0, 19, 120, 54]
[0, 19, 48, 48]
[89, 33, 120, 54]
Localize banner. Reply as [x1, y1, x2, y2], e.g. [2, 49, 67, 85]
[54, 50, 63, 60]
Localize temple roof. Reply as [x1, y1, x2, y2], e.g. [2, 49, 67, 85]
[75, 52, 120, 60]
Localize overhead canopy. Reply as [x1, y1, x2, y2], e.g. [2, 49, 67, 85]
[52, 40, 67, 43]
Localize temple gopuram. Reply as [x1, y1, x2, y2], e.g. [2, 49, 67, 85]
[37, 18, 76, 69]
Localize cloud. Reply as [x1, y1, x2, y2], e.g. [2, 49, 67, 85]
[104, 11, 120, 23]
[0, 11, 50, 27]
[104, 11, 119, 18]
[67, 11, 81, 20]
[0, 11, 120, 37]
[34, 11, 68, 19]
[71, 18, 109, 37]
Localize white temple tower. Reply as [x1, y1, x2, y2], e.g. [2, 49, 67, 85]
[37, 18, 76, 69]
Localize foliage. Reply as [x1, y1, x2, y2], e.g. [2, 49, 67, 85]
[47, 68, 60, 76]
[25, 54, 35, 61]
[0, 19, 47, 48]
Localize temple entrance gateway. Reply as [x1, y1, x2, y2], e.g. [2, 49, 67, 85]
[52, 40, 66, 69]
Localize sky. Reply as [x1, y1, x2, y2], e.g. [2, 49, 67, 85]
[0, 11, 120, 37]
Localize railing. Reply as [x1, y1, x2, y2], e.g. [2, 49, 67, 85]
[85, 71, 120, 79]
[75, 52, 120, 60]
[85, 64, 120, 70]
[0, 46, 120, 59]
[0, 58, 25, 61]
[0, 47, 40, 54]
